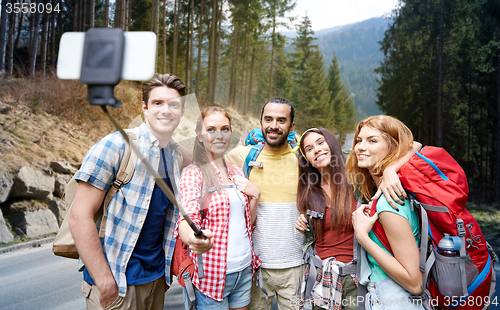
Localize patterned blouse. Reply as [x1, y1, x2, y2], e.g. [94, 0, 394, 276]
[175, 162, 261, 301]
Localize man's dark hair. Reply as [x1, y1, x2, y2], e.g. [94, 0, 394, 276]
[260, 97, 295, 123]
[142, 73, 187, 106]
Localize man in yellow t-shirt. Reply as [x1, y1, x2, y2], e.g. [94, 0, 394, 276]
[226, 98, 306, 310]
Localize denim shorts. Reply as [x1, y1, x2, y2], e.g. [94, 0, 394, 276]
[365, 277, 424, 310]
[183, 264, 252, 309]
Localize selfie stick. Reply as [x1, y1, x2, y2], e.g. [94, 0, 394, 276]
[79, 28, 205, 240]
[100, 107, 206, 239]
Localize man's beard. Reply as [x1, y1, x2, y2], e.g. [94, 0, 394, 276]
[263, 127, 289, 147]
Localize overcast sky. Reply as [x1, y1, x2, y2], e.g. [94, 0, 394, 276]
[289, 0, 400, 30]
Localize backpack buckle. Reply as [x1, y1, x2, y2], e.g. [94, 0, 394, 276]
[113, 178, 124, 189]
[307, 210, 324, 219]
[249, 161, 263, 168]
[456, 219, 466, 237]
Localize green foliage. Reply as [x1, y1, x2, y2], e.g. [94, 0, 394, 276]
[288, 16, 333, 132]
[375, 0, 500, 203]
[130, 0, 153, 31]
[328, 56, 357, 146]
[31, 96, 41, 113]
[272, 33, 293, 99]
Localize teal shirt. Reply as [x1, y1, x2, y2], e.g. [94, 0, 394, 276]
[367, 194, 420, 282]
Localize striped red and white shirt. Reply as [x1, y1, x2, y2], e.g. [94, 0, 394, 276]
[175, 162, 261, 301]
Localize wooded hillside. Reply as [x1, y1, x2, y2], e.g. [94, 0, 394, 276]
[375, 0, 500, 204]
[3, 0, 500, 204]
[3, 0, 356, 137]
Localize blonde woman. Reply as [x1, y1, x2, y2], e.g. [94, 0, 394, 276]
[346, 115, 424, 309]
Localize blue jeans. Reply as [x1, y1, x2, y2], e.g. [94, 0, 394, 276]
[183, 265, 252, 309]
[365, 277, 424, 310]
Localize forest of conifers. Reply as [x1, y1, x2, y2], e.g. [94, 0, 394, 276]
[2, 0, 500, 204]
[1, 0, 356, 139]
[375, 0, 500, 204]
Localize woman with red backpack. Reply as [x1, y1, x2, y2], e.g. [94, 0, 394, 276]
[346, 115, 424, 309]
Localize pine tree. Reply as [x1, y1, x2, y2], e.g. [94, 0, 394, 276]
[272, 33, 292, 99]
[301, 49, 332, 131]
[290, 15, 332, 132]
[327, 55, 356, 146]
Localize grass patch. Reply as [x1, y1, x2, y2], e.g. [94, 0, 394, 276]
[467, 203, 500, 255]
[31, 96, 41, 113]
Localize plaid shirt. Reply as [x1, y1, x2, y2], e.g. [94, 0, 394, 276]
[76, 123, 181, 297]
[176, 162, 261, 301]
[301, 257, 357, 310]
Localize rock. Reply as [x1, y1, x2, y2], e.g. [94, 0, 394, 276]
[0, 208, 14, 244]
[42, 166, 54, 176]
[54, 173, 72, 198]
[71, 163, 82, 170]
[7, 200, 59, 238]
[11, 166, 55, 200]
[50, 161, 78, 175]
[48, 198, 67, 226]
[0, 170, 13, 203]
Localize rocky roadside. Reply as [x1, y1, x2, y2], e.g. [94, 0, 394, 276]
[0, 161, 77, 246]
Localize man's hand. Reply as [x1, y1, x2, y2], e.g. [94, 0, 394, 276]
[96, 277, 119, 308]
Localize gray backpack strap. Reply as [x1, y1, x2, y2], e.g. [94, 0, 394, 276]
[483, 242, 498, 310]
[355, 199, 367, 310]
[183, 270, 196, 310]
[356, 243, 367, 310]
[302, 211, 323, 309]
[256, 267, 270, 310]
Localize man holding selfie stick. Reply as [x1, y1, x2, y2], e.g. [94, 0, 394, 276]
[68, 73, 213, 310]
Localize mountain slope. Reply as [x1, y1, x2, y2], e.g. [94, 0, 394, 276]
[318, 17, 390, 119]
[285, 17, 391, 120]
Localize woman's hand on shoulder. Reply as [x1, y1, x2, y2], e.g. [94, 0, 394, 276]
[232, 175, 260, 200]
[295, 213, 309, 235]
[371, 165, 405, 210]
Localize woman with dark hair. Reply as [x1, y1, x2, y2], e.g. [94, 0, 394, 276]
[346, 115, 424, 309]
[176, 107, 261, 310]
[295, 127, 357, 310]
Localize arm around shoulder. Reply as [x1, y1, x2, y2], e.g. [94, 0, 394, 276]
[372, 141, 422, 207]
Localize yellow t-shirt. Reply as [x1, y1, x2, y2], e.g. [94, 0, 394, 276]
[226, 145, 305, 268]
[225, 145, 298, 203]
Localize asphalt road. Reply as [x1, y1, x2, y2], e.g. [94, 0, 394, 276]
[0, 241, 497, 310]
[0, 242, 183, 310]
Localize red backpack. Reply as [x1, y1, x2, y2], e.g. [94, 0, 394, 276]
[371, 146, 498, 310]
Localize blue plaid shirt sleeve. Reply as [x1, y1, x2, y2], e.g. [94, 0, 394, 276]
[76, 132, 125, 191]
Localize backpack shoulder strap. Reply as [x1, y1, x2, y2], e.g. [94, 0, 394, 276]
[243, 144, 265, 178]
[197, 174, 216, 280]
[98, 130, 138, 238]
[370, 199, 394, 255]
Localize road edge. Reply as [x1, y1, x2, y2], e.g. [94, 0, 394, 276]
[0, 236, 56, 255]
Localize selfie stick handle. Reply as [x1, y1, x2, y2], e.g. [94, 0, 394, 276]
[100, 106, 206, 240]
